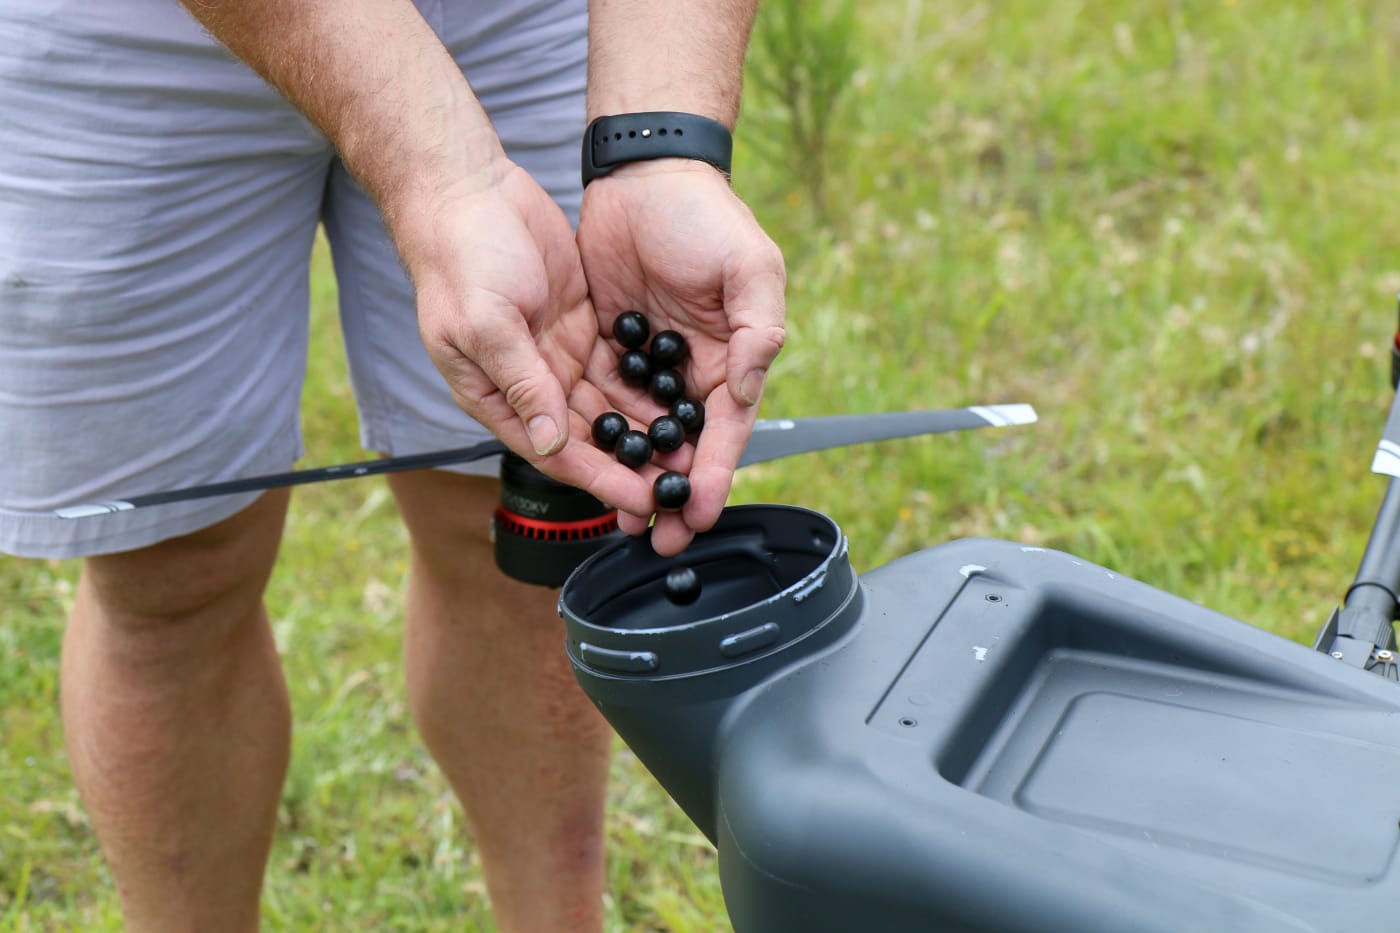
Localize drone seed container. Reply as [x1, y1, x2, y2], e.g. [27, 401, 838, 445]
[560, 504, 861, 833]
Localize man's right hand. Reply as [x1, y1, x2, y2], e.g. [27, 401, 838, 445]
[405, 160, 662, 520]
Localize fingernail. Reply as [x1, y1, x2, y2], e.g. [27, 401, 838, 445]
[527, 415, 562, 455]
[739, 368, 766, 406]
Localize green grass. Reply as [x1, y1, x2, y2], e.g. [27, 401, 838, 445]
[6, 1, 1400, 927]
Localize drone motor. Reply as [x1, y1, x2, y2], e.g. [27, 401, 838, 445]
[491, 452, 622, 588]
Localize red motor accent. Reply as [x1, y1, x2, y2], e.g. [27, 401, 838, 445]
[493, 507, 620, 542]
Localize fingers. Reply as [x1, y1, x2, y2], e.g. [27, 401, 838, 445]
[459, 311, 572, 456]
[528, 432, 656, 519]
[559, 375, 691, 520]
[579, 380, 728, 556]
[576, 174, 788, 556]
[647, 512, 696, 557]
[568, 370, 707, 554]
[615, 511, 695, 557]
[616, 510, 652, 537]
[680, 384, 754, 533]
[425, 315, 660, 518]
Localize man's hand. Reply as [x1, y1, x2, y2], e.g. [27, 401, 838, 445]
[577, 159, 786, 556]
[173, 0, 667, 515]
[407, 161, 660, 519]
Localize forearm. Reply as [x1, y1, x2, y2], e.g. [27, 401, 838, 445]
[178, 0, 502, 255]
[586, 0, 758, 128]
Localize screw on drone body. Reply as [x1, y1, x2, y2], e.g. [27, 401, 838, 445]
[1332, 651, 1346, 660]
[1378, 650, 1395, 662]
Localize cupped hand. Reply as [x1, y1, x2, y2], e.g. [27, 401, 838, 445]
[577, 160, 787, 555]
[402, 161, 657, 519]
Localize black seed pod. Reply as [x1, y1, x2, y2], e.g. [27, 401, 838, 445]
[663, 565, 701, 605]
[653, 470, 691, 510]
[591, 411, 628, 449]
[648, 415, 686, 453]
[613, 310, 650, 349]
[670, 397, 705, 434]
[614, 430, 652, 468]
[649, 330, 688, 368]
[650, 368, 685, 406]
[618, 349, 652, 387]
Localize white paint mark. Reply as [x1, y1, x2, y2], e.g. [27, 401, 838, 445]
[1374, 440, 1400, 477]
[970, 404, 1038, 427]
[959, 564, 987, 578]
[55, 500, 135, 519]
[1019, 546, 1047, 553]
[972, 646, 989, 662]
[792, 570, 828, 603]
[752, 418, 796, 432]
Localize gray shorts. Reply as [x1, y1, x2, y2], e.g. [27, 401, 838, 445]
[0, 0, 587, 559]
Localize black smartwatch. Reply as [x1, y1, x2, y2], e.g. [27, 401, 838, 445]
[581, 112, 733, 187]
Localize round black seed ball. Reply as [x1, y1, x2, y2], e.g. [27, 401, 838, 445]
[653, 470, 691, 510]
[650, 368, 685, 406]
[613, 310, 650, 349]
[614, 430, 652, 468]
[663, 565, 701, 605]
[618, 349, 652, 387]
[648, 415, 686, 453]
[591, 411, 628, 449]
[670, 397, 705, 434]
[649, 330, 688, 368]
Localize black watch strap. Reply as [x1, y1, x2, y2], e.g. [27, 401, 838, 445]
[581, 112, 733, 187]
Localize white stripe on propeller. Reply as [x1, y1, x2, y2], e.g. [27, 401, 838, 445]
[1373, 439, 1400, 478]
[54, 501, 135, 519]
[970, 404, 1038, 427]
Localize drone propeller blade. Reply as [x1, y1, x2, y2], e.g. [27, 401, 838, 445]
[53, 439, 509, 518]
[1371, 388, 1400, 478]
[737, 404, 1037, 468]
[55, 404, 1037, 518]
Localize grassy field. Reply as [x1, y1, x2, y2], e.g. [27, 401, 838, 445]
[6, 1, 1400, 928]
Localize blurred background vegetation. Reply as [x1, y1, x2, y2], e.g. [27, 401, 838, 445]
[7, 0, 1400, 928]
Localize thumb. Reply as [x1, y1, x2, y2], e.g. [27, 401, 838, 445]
[726, 321, 786, 408]
[468, 319, 572, 456]
[724, 243, 787, 407]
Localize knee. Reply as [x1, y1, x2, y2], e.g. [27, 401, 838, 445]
[76, 491, 288, 647]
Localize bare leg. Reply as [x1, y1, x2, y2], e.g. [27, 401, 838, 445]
[388, 470, 612, 933]
[61, 490, 292, 933]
